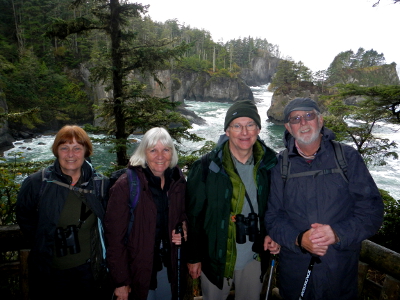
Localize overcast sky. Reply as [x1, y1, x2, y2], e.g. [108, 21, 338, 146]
[141, 0, 399, 73]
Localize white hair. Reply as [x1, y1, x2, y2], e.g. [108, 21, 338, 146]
[129, 127, 178, 168]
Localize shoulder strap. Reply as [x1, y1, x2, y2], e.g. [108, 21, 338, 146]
[93, 176, 105, 199]
[280, 141, 348, 185]
[39, 167, 51, 199]
[201, 153, 211, 183]
[40, 166, 95, 194]
[281, 149, 290, 184]
[124, 168, 140, 244]
[331, 140, 348, 182]
[46, 180, 95, 194]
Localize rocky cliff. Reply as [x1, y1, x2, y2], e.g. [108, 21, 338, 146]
[145, 69, 254, 103]
[141, 54, 280, 103]
[240, 55, 280, 86]
[267, 82, 325, 125]
[267, 63, 400, 125]
[71, 54, 280, 116]
[327, 63, 400, 86]
[0, 89, 15, 151]
[1, 55, 278, 148]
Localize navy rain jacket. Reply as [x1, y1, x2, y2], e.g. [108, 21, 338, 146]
[265, 127, 383, 300]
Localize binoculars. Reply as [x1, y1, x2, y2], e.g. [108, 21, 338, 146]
[55, 225, 81, 257]
[235, 213, 259, 244]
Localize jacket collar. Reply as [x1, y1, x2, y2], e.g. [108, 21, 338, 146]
[51, 158, 95, 184]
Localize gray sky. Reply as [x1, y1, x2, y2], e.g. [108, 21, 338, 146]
[142, 0, 399, 73]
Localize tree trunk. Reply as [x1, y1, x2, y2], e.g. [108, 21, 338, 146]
[110, 0, 128, 166]
[11, 0, 24, 50]
[213, 47, 215, 72]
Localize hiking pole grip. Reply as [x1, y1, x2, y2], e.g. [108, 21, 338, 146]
[175, 222, 184, 244]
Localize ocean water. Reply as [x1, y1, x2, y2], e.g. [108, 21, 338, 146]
[2, 85, 399, 199]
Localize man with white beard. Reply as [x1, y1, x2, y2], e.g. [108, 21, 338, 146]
[265, 98, 384, 300]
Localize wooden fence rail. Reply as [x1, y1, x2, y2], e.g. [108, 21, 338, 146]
[1, 225, 399, 300]
[359, 239, 400, 300]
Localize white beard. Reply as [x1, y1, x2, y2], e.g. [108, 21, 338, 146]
[288, 118, 323, 146]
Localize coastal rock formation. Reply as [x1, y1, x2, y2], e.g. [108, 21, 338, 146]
[267, 63, 400, 125]
[240, 55, 280, 86]
[267, 82, 325, 125]
[144, 69, 254, 103]
[0, 89, 15, 151]
[139, 54, 280, 103]
[76, 54, 279, 126]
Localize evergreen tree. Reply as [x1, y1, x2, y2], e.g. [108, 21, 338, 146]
[336, 83, 400, 122]
[46, 0, 197, 166]
[326, 48, 387, 84]
[324, 92, 398, 167]
[268, 58, 312, 91]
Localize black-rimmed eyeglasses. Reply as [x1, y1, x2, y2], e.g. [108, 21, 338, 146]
[288, 112, 317, 124]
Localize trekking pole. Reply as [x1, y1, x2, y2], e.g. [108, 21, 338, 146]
[175, 222, 184, 300]
[298, 255, 321, 300]
[265, 255, 276, 300]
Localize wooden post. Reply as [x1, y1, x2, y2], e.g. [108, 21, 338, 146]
[19, 249, 30, 300]
[358, 261, 369, 298]
[379, 275, 400, 300]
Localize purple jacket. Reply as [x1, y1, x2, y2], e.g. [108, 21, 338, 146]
[104, 166, 187, 300]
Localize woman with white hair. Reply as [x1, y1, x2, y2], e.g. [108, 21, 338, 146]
[104, 127, 187, 300]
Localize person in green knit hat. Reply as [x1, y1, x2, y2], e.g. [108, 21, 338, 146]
[186, 100, 280, 300]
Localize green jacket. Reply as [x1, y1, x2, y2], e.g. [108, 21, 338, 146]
[186, 135, 277, 289]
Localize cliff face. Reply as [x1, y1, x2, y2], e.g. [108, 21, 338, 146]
[78, 56, 278, 126]
[68, 64, 110, 127]
[0, 89, 15, 150]
[327, 63, 400, 86]
[267, 63, 400, 125]
[145, 69, 254, 103]
[142, 54, 280, 103]
[267, 82, 325, 125]
[79, 53, 280, 112]
[240, 55, 280, 86]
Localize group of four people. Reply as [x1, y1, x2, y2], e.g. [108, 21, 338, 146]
[16, 98, 383, 300]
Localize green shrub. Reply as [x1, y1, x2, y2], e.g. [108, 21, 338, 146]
[0, 154, 51, 225]
[370, 189, 400, 252]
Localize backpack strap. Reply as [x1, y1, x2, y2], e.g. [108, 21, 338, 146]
[39, 167, 51, 200]
[40, 167, 98, 199]
[94, 176, 105, 196]
[332, 140, 348, 182]
[281, 148, 290, 184]
[201, 153, 211, 183]
[281, 141, 348, 185]
[45, 179, 95, 194]
[124, 168, 140, 244]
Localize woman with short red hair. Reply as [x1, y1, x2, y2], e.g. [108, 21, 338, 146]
[16, 125, 109, 300]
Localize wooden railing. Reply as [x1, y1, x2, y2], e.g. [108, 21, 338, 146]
[0, 225, 30, 300]
[359, 240, 400, 300]
[1, 225, 399, 300]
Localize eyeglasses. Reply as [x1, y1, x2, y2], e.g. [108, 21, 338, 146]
[229, 123, 258, 132]
[288, 112, 317, 124]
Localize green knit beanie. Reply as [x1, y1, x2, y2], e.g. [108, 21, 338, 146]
[224, 100, 261, 131]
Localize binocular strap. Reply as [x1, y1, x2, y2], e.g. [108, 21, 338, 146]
[77, 202, 92, 229]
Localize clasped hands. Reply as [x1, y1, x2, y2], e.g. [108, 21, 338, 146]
[299, 223, 339, 256]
